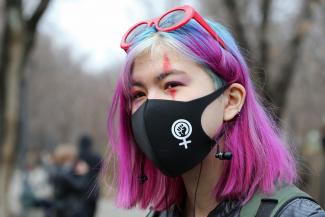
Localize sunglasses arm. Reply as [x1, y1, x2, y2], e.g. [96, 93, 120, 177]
[192, 13, 226, 49]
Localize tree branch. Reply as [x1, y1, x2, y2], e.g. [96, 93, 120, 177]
[26, 0, 51, 31]
[258, 0, 272, 90]
[223, 0, 251, 52]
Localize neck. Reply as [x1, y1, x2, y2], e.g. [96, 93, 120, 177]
[181, 150, 223, 217]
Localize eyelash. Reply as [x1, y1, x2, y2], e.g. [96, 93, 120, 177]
[164, 81, 183, 90]
[131, 81, 184, 100]
[131, 91, 145, 100]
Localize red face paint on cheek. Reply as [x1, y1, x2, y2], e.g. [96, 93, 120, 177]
[169, 89, 176, 99]
[163, 54, 171, 73]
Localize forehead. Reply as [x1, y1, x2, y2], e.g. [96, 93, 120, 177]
[131, 46, 198, 79]
[133, 46, 182, 67]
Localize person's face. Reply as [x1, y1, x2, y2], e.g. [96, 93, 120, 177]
[130, 46, 226, 138]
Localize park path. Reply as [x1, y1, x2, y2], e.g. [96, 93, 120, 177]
[95, 198, 147, 217]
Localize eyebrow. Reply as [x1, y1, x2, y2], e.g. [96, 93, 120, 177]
[155, 70, 186, 82]
[131, 70, 186, 87]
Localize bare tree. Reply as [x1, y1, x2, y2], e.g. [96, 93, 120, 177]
[25, 36, 114, 154]
[270, 0, 314, 119]
[0, 0, 51, 216]
[203, 0, 318, 122]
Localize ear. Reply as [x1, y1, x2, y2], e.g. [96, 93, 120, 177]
[223, 83, 246, 121]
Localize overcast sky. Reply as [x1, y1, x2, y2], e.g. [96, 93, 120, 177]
[37, 0, 197, 72]
[35, 0, 296, 72]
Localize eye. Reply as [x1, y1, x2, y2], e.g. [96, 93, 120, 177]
[131, 91, 146, 100]
[164, 81, 183, 90]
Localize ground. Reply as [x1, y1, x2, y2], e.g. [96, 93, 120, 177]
[96, 198, 147, 217]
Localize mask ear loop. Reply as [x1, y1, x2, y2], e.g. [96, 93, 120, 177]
[193, 161, 203, 217]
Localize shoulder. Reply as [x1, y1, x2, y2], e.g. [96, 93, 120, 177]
[241, 185, 325, 217]
[277, 198, 325, 217]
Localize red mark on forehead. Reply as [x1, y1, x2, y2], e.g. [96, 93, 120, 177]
[163, 54, 171, 73]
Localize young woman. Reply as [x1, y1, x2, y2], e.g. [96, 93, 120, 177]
[107, 5, 325, 217]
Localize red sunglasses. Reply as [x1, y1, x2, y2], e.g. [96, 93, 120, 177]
[120, 5, 226, 52]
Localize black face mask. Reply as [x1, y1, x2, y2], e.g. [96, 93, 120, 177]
[131, 85, 228, 177]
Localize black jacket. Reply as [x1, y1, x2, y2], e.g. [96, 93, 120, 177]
[50, 165, 91, 217]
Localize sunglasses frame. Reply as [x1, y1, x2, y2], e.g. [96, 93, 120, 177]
[120, 5, 226, 52]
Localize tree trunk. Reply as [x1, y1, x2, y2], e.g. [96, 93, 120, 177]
[0, 0, 51, 216]
[220, 0, 316, 124]
[272, 0, 314, 119]
[0, 3, 25, 216]
[258, 0, 272, 101]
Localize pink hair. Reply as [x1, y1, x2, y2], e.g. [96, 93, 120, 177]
[106, 20, 297, 210]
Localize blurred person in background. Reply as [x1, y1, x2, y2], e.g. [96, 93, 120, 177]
[50, 143, 90, 217]
[77, 135, 102, 217]
[106, 4, 325, 217]
[20, 153, 53, 217]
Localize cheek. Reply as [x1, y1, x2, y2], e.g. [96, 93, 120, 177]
[131, 105, 138, 115]
[131, 100, 145, 114]
[201, 99, 224, 138]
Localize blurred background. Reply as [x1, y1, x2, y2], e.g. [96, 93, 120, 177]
[0, 0, 324, 216]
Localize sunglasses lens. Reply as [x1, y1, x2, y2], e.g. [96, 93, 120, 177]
[125, 23, 148, 44]
[158, 9, 186, 29]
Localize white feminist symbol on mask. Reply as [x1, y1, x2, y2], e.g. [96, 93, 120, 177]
[171, 119, 192, 149]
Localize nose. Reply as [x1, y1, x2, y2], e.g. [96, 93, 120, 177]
[132, 89, 169, 114]
[147, 89, 168, 100]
